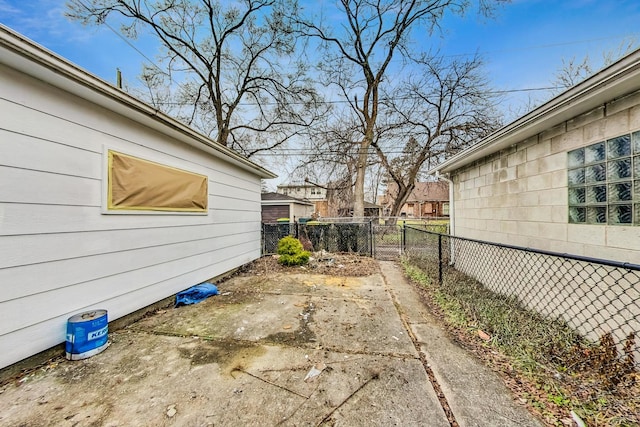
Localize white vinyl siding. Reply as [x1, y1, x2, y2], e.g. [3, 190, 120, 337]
[0, 62, 263, 368]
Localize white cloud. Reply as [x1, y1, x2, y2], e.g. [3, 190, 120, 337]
[0, 0, 102, 44]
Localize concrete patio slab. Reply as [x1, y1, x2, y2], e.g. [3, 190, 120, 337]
[0, 262, 541, 427]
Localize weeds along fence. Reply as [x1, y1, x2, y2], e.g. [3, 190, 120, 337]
[403, 226, 640, 367]
[262, 219, 449, 258]
[262, 222, 373, 256]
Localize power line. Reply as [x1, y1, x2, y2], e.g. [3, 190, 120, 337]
[103, 23, 164, 77]
[76, 0, 174, 84]
[80, 2, 635, 95]
[248, 147, 464, 156]
[145, 85, 565, 107]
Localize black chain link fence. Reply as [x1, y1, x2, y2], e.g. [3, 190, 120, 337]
[262, 222, 373, 256]
[403, 226, 640, 368]
[262, 223, 297, 255]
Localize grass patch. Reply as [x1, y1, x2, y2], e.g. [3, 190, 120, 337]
[378, 218, 450, 234]
[400, 219, 449, 234]
[401, 256, 640, 426]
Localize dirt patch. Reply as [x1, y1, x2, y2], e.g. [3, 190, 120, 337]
[177, 339, 266, 372]
[263, 302, 316, 346]
[240, 253, 380, 277]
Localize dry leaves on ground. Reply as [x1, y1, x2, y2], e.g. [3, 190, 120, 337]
[240, 253, 380, 277]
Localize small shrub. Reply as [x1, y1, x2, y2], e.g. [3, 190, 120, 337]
[277, 236, 310, 266]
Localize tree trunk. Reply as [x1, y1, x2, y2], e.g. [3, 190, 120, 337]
[389, 183, 415, 219]
[352, 141, 369, 218]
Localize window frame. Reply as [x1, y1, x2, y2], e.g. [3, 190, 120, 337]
[102, 147, 210, 216]
[568, 131, 640, 225]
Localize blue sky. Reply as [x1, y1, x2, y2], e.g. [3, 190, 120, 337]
[0, 0, 637, 169]
[435, 0, 640, 114]
[2, 0, 638, 186]
[1, 0, 638, 119]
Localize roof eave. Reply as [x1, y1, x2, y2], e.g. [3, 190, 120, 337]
[0, 24, 277, 180]
[429, 48, 640, 176]
[261, 199, 314, 206]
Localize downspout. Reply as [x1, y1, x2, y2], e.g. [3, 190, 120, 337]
[435, 171, 454, 236]
[435, 171, 455, 267]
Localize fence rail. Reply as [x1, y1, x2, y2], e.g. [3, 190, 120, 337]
[403, 226, 640, 366]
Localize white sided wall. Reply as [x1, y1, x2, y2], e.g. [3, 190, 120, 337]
[0, 63, 263, 369]
[290, 202, 314, 221]
[279, 185, 327, 201]
[451, 89, 640, 264]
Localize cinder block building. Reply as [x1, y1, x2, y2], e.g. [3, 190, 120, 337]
[430, 48, 640, 264]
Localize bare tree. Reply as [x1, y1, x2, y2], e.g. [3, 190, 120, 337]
[374, 54, 501, 219]
[552, 37, 638, 93]
[67, 0, 326, 157]
[292, 114, 382, 216]
[296, 0, 507, 217]
[366, 161, 386, 207]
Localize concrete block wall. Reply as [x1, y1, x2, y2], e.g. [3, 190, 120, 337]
[453, 89, 640, 264]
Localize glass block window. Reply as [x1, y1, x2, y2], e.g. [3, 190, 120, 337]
[568, 131, 640, 225]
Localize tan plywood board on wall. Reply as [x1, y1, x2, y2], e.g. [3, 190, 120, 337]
[108, 150, 208, 212]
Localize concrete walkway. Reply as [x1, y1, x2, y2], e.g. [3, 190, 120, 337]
[378, 262, 541, 427]
[0, 262, 541, 427]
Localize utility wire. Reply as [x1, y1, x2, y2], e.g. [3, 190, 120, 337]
[103, 22, 165, 77]
[146, 85, 566, 107]
[442, 33, 640, 59]
[76, 0, 175, 84]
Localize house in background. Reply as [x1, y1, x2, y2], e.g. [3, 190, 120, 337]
[261, 192, 314, 223]
[429, 47, 640, 264]
[378, 182, 450, 218]
[276, 183, 327, 201]
[277, 181, 383, 219]
[0, 25, 275, 370]
[277, 183, 329, 216]
[336, 201, 382, 218]
[364, 201, 383, 218]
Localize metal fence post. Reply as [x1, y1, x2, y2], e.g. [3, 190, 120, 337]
[438, 233, 443, 286]
[402, 224, 406, 254]
[369, 220, 373, 258]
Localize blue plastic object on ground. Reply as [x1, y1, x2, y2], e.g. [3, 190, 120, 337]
[175, 282, 218, 306]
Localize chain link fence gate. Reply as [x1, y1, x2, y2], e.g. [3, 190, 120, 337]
[371, 223, 403, 260]
[262, 218, 449, 260]
[262, 221, 403, 260]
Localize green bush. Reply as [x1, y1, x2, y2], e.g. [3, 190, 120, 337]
[277, 236, 310, 266]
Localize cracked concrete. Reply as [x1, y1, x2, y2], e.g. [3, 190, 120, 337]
[0, 262, 541, 427]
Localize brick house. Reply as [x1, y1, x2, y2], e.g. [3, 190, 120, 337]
[378, 181, 450, 218]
